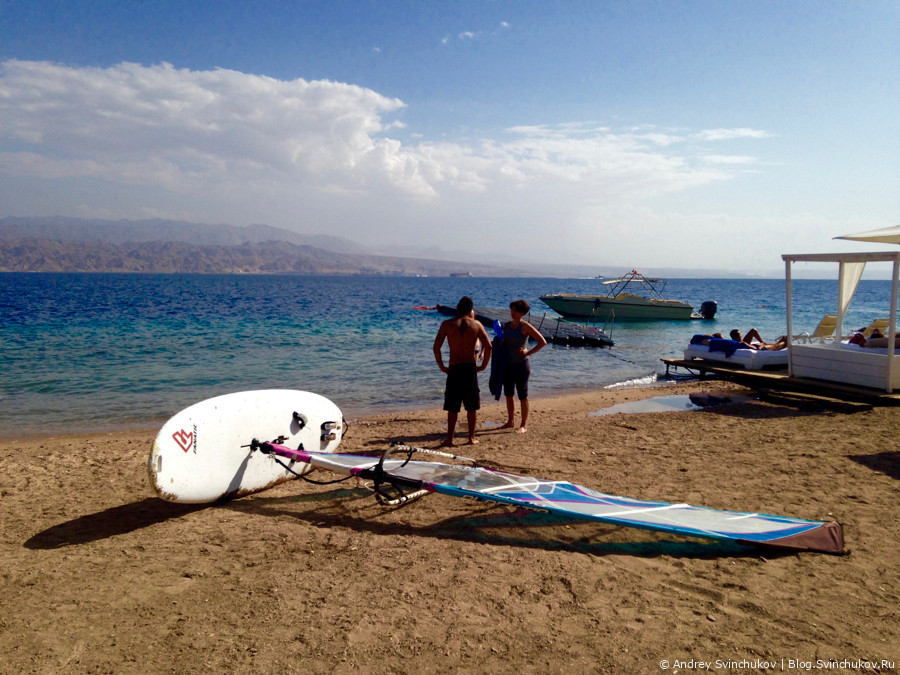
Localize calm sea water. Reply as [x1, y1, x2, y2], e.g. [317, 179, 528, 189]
[1, 273, 895, 437]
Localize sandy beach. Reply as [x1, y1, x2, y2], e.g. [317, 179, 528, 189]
[2, 380, 898, 674]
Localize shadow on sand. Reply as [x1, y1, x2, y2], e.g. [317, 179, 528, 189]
[24, 498, 207, 550]
[849, 451, 900, 480]
[24, 484, 801, 561]
[226, 488, 791, 561]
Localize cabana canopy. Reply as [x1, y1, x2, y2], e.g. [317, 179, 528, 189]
[834, 225, 900, 245]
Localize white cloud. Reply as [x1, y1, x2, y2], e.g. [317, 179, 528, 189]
[448, 19, 510, 44]
[0, 59, 410, 188]
[695, 128, 772, 142]
[0, 60, 777, 269]
[700, 154, 759, 165]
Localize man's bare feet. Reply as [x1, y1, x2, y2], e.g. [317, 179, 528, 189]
[498, 422, 515, 430]
[516, 426, 527, 434]
[466, 437, 480, 445]
[439, 438, 454, 448]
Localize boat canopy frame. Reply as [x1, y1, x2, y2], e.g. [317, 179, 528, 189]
[600, 270, 670, 300]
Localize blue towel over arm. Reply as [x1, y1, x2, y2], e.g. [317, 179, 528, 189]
[488, 337, 507, 400]
[708, 338, 744, 358]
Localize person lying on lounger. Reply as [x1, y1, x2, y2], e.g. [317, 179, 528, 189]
[857, 330, 900, 349]
[691, 333, 724, 345]
[730, 329, 789, 351]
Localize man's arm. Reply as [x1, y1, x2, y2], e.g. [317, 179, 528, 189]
[433, 323, 449, 372]
[476, 324, 492, 371]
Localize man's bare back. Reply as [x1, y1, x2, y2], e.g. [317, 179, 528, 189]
[433, 297, 492, 446]
[434, 315, 490, 370]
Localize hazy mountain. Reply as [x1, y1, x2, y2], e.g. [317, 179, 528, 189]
[0, 237, 542, 275]
[0, 216, 368, 253]
[0, 217, 539, 275]
[0, 216, 763, 277]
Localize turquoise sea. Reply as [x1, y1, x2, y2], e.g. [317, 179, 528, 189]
[1, 273, 895, 438]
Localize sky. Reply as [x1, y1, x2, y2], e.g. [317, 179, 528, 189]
[0, 1, 898, 274]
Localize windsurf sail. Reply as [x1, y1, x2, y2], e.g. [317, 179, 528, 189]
[255, 442, 844, 554]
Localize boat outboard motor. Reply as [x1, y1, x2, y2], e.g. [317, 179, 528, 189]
[699, 300, 718, 320]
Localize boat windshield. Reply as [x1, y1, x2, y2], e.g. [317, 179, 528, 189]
[602, 270, 669, 299]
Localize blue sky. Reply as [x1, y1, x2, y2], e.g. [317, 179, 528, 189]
[1, 1, 897, 273]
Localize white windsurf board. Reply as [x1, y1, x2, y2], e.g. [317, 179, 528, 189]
[149, 389, 343, 503]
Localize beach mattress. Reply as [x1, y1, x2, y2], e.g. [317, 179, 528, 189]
[683, 344, 788, 370]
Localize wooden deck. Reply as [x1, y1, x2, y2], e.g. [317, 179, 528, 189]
[662, 357, 900, 405]
[436, 305, 614, 348]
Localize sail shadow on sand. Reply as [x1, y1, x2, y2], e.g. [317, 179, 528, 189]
[228, 492, 789, 560]
[849, 451, 900, 480]
[419, 507, 783, 559]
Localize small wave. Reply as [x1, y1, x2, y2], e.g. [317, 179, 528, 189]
[603, 373, 658, 390]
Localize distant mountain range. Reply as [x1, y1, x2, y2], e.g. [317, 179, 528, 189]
[0, 216, 758, 277]
[0, 216, 536, 276]
[0, 216, 370, 251]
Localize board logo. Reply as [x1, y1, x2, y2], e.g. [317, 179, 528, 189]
[172, 429, 194, 453]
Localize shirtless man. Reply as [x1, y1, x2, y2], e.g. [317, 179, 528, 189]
[433, 296, 492, 446]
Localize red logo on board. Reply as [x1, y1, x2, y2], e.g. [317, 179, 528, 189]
[172, 429, 194, 453]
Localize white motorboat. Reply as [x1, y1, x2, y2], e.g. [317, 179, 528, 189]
[540, 270, 715, 322]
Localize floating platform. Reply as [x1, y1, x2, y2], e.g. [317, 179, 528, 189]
[436, 305, 614, 348]
[662, 357, 900, 406]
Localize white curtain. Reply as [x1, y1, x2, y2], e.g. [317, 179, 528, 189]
[837, 262, 866, 336]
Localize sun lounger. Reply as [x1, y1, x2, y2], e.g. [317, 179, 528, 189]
[684, 338, 789, 371]
[794, 314, 837, 343]
[862, 318, 891, 338]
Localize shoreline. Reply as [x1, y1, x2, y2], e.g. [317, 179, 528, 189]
[3, 378, 898, 672]
[0, 375, 683, 443]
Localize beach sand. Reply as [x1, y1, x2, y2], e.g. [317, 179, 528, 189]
[2, 381, 898, 674]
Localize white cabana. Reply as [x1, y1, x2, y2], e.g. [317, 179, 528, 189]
[783, 251, 900, 392]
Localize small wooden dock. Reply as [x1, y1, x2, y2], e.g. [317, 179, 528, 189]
[662, 357, 900, 406]
[436, 305, 614, 348]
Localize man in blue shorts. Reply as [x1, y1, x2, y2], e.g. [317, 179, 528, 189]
[433, 296, 492, 446]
